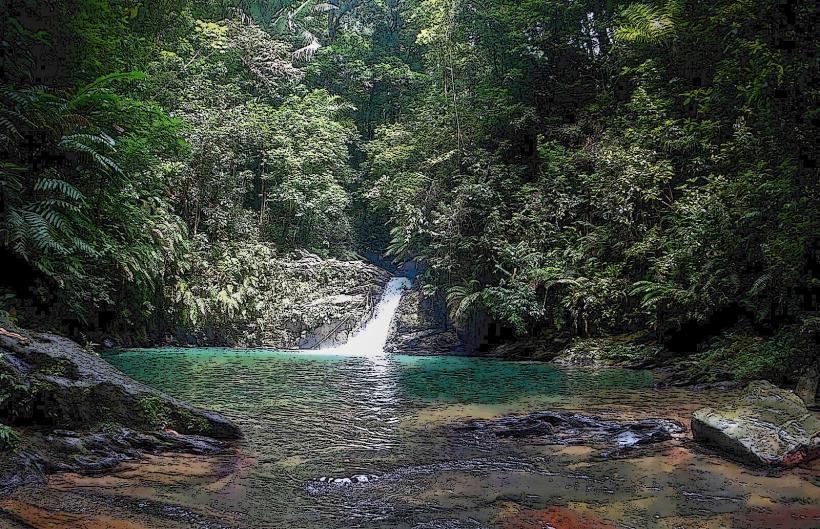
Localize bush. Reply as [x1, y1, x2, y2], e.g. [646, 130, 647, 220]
[0, 423, 20, 451]
[692, 325, 807, 383]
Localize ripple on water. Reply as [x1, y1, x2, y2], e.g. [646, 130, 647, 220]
[19, 348, 803, 529]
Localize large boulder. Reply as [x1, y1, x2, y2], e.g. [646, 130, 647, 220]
[0, 328, 242, 494]
[691, 380, 820, 466]
[0, 331, 240, 439]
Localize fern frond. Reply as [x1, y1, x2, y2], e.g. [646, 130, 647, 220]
[293, 31, 321, 62]
[615, 1, 679, 46]
[313, 3, 339, 13]
[33, 178, 85, 201]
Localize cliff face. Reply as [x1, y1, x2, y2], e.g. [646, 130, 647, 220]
[155, 253, 393, 349]
[384, 286, 466, 356]
[271, 255, 393, 350]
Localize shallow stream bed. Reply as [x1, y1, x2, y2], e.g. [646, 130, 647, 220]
[2, 349, 818, 528]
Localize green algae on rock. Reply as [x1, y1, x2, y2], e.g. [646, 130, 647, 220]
[0, 329, 241, 495]
[551, 336, 661, 368]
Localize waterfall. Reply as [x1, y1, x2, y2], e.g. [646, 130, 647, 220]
[323, 277, 411, 356]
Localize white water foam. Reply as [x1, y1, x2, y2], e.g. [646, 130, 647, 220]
[322, 276, 412, 357]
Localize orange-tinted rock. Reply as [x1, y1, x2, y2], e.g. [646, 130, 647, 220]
[502, 506, 618, 529]
[739, 505, 820, 529]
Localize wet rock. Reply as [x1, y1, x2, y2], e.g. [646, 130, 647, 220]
[308, 473, 378, 494]
[483, 334, 568, 360]
[0, 331, 240, 439]
[690, 380, 743, 391]
[0, 451, 47, 495]
[412, 520, 491, 529]
[152, 431, 226, 454]
[461, 411, 683, 449]
[51, 429, 79, 437]
[384, 285, 467, 355]
[46, 434, 85, 452]
[692, 380, 820, 466]
[72, 453, 132, 474]
[18, 425, 230, 479]
[386, 328, 466, 356]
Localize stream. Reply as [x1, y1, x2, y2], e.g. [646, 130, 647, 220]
[3, 350, 818, 528]
[1, 279, 818, 528]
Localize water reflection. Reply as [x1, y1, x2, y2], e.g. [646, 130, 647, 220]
[101, 349, 657, 520]
[102, 349, 652, 466]
[92, 349, 819, 529]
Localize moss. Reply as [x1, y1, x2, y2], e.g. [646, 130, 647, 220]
[37, 358, 75, 378]
[135, 394, 171, 429]
[135, 394, 212, 434]
[689, 326, 805, 383]
[559, 336, 660, 366]
[91, 420, 122, 435]
[172, 408, 211, 435]
[0, 368, 26, 408]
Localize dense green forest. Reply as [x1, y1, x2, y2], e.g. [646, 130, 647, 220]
[1, 0, 817, 381]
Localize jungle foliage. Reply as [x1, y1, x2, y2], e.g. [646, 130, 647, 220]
[0, 0, 817, 379]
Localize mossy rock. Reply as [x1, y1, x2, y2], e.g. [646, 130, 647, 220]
[552, 336, 660, 367]
[0, 332, 240, 439]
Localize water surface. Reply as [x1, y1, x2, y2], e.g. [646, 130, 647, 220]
[4, 349, 818, 529]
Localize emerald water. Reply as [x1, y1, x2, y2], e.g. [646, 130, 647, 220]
[72, 348, 818, 529]
[103, 349, 654, 468]
[7, 346, 814, 529]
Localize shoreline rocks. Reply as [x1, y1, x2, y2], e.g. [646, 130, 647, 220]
[460, 411, 684, 450]
[551, 336, 661, 368]
[0, 329, 241, 494]
[691, 380, 820, 467]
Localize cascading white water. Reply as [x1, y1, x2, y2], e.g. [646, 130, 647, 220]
[323, 277, 411, 356]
